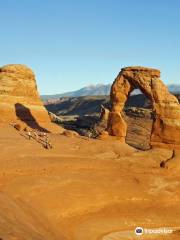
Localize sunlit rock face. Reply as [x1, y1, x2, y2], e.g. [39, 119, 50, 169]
[107, 66, 180, 147]
[0, 64, 61, 132]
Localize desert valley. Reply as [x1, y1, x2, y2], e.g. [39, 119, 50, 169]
[0, 64, 180, 240]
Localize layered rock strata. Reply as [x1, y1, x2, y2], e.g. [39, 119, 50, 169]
[0, 64, 62, 133]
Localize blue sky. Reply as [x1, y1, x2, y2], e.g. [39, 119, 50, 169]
[0, 0, 180, 94]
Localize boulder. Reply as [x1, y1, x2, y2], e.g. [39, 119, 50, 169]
[62, 130, 79, 137]
[14, 123, 22, 131]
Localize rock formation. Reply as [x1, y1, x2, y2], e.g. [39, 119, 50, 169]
[0, 64, 62, 133]
[100, 105, 110, 122]
[107, 66, 180, 147]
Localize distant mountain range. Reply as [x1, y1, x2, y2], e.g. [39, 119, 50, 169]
[41, 84, 111, 101]
[168, 84, 180, 93]
[41, 83, 180, 101]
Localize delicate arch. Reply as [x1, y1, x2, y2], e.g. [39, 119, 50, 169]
[107, 67, 180, 147]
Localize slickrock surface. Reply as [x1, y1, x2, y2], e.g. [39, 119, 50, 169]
[0, 64, 62, 133]
[0, 126, 180, 239]
[107, 66, 180, 147]
[0, 65, 180, 239]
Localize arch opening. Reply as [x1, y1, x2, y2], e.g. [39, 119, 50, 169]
[124, 87, 154, 150]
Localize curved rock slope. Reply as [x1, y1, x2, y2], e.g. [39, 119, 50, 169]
[0, 64, 62, 133]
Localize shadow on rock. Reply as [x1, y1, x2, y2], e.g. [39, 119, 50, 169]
[15, 103, 49, 132]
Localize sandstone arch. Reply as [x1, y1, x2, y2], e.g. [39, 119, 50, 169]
[107, 67, 180, 147]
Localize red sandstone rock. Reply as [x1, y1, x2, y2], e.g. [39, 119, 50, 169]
[0, 64, 63, 133]
[107, 66, 180, 147]
[62, 130, 79, 137]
